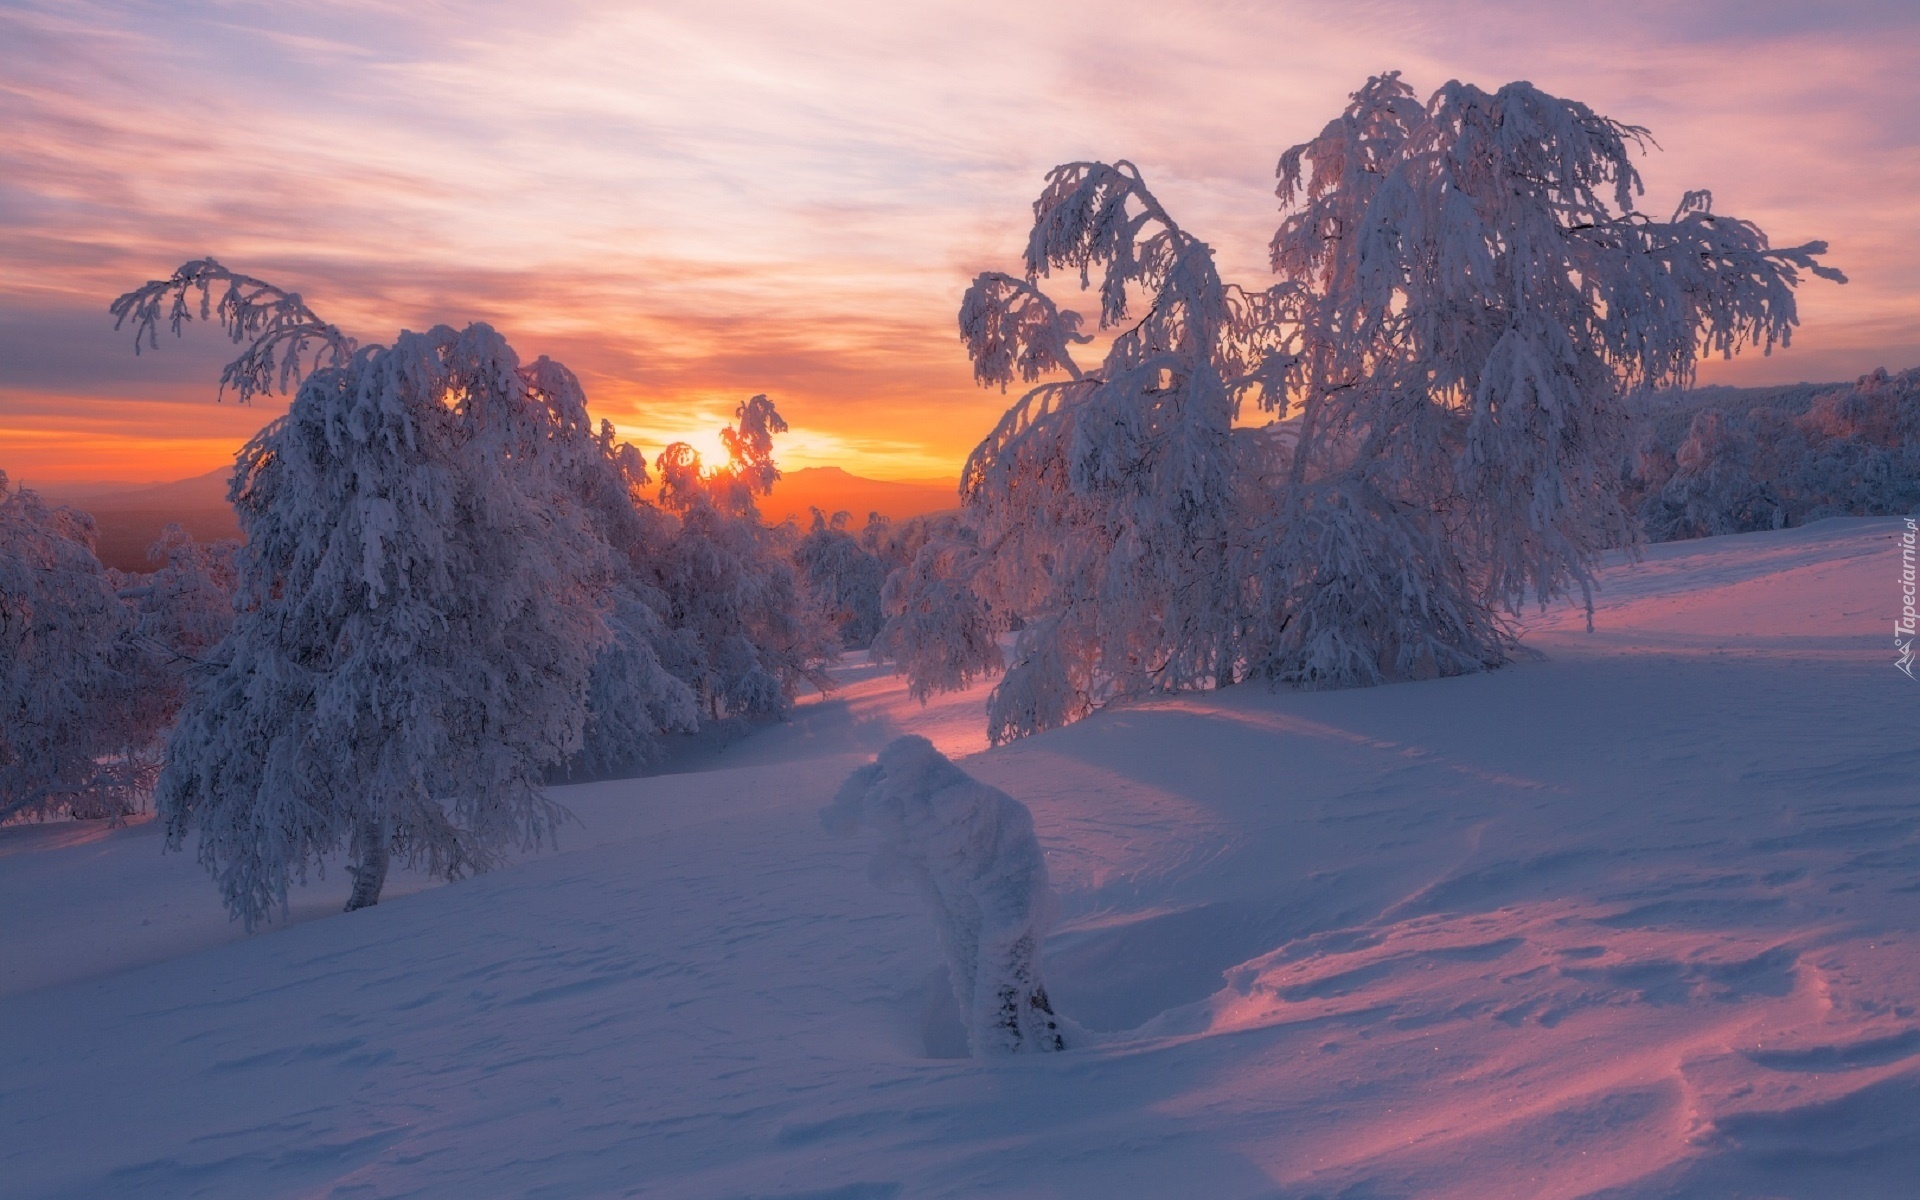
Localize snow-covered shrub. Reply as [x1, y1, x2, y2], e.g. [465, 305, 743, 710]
[0, 474, 153, 822]
[824, 735, 1065, 1055]
[795, 509, 888, 650]
[528, 360, 698, 779]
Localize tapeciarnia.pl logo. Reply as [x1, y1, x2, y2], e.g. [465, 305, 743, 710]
[1899, 517, 1917, 679]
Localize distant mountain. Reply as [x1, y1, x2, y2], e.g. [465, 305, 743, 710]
[46, 469, 241, 572]
[46, 464, 957, 572]
[758, 466, 958, 528]
[47, 468, 233, 511]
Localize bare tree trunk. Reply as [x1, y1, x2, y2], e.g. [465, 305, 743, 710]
[345, 811, 390, 912]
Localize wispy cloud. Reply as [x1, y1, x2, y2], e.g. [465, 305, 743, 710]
[2, 0, 1913, 483]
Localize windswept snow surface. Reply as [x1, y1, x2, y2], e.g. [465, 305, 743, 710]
[3, 517, 1917, 1198]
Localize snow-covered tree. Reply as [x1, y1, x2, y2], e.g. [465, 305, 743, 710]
[117, 258, 636, 924]
[915, 73, 1840, 737]
[795, 509, 888, 650]
[523, 359, 698, 780]
[1802, 366, 1920, 449]
[1264, 72, 1841, 670]
[1796, 368, 1920, 520]
[824, 735, 1065, 1055]
[115, 260, 738, 918]
[949, 162, 1291, 739]
[130, 525, 240, 668]
[870, 514, 1006, 702]
[103, 525, 242, 787]
[1641, 409, 1783, 540]
[573, 589, 699, 779]
[0, 474, 154, 822]
[652, 396, 837, 720]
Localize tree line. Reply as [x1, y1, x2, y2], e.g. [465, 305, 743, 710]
[3, 71, 1869, 926]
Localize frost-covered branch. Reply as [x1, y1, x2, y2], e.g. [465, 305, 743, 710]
[110, 258, 357, 403]
[959, 272, 1090, 389]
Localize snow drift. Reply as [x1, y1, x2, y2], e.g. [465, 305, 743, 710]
[3, 518, 1917, 1199]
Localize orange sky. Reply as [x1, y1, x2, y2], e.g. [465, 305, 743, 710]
[3, 0, 1916, 488]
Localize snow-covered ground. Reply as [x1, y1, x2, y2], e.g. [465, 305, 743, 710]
[3, 517, 1916, 1199]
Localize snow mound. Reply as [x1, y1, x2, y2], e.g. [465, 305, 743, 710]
[826, 735, 1065, 1055]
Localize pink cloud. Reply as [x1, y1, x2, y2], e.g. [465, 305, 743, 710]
[2, 0, 1912, 484]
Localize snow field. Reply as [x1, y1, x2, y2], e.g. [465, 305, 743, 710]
[2, 517, 1917, 1198]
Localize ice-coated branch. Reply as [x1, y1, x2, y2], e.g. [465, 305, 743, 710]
[959, 271, 1090, 389]
[110, 258, 357, 403]
[1025, 159, 1187, 327]
[824, 736, 1065, 1055]
[958, 379, 1091, 504]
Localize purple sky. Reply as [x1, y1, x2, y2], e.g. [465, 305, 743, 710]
[3, 0, 1913, 484]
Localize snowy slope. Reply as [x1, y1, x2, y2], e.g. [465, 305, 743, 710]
[3, 518, 1917, 1199]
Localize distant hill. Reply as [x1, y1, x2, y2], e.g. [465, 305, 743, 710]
[44, 469, 239, 572]
[47, 469, 234, 512]
[759, 466, 957, 528]
[40, 464, 957, 572]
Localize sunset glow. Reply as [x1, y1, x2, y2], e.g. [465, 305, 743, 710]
[6, 8, 1920, 1185]
[3, 0, 1916, 488]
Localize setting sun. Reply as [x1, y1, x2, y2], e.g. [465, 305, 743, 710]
[634, 420, 733, 475]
